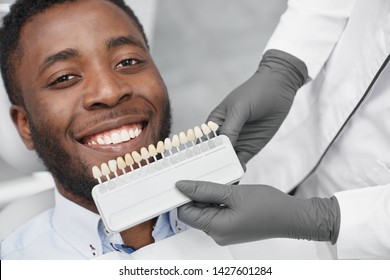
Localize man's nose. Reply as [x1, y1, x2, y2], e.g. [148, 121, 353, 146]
[82, 70, 133, 110]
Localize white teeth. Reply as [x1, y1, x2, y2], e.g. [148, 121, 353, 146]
[120, 130, 130, 142]
[129, 129, 135, 138]
[88, 126, 143, 146]
[104, 135, 112, 144]
[97, 137, 105, 145]
[111, 132, 121, 144]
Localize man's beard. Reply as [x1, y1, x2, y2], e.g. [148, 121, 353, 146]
[27, 100, 172, 203]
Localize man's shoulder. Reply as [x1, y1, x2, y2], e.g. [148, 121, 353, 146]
[1, 209, 55, 259]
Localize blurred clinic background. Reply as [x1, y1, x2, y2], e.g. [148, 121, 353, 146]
[0, 0, 287, 210]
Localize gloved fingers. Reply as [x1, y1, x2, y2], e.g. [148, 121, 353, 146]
[234, 122, 279, 165]
[176, 180, 235, 206]
[192, 201, 218, 208]
[177, 202, 222, 233]
[207, 107, 226, 128]
[218, 107, 248, 146]
[207, 102, 248, 146]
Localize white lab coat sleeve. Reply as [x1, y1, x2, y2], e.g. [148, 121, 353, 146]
[334, 185, 390, 259]
[264, 0, 356, 79]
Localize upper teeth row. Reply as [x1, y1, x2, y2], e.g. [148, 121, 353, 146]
[92, 121, 219, 182]
[88, 127, 142, 145]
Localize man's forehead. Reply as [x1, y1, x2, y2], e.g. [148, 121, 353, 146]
[18, 0, 146, 59]
[20, 0, 143, 42]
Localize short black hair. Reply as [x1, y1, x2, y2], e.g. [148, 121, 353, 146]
[0, 0, 149, 106]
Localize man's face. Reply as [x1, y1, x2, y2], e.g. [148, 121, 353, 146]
[12, 0, 171, 202]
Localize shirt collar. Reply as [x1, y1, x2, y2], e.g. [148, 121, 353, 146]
[52, 189, 174, 258]
[52, 189, 102, 258]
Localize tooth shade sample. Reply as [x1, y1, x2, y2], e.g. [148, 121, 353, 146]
[92, 166, 102, 184]
[194, 126, 203, 138]
[124, 153, 134, 171]
[201, 123, 211, 135]
[179, 132, 188, 144]
[125, 153, 134, 166]
[92, 166, 102, 179]
[108, 160, 118, 177]
[164, 138, 172, 150]
[131, 151, 142, 164]
[207, 121, 219, 132]
[101, 163, 110, 176]
[172, 135, 180, 147]
[120, 130, 130, 141]
[187, 129, 196, 142]
[108, 160, 117, 172]
[140, 147, 150, 160]
[117, 157, 126, 170]
[156, 141, 165, 156]
[148, 144, 158, 157]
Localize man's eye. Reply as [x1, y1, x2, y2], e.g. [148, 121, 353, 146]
[48, 74, 79, 87]
[116, 59, 139, 69]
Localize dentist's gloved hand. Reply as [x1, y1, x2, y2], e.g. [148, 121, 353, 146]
[208, 49, 308, 168]
[176, 180, 340, 246]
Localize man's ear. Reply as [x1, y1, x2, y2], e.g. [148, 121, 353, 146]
[10, 105, 35, 150]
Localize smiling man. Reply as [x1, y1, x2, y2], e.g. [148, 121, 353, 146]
[0, 0, 174, 259]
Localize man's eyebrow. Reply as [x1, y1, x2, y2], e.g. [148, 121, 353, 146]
[38, 48, 80, 75]
[106, 35, 147, 51]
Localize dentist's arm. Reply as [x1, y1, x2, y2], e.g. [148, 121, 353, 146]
[176, 180, 340, 246]
[209, 49, 308, 167]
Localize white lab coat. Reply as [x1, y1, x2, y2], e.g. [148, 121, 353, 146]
[241, 0, 390, 259]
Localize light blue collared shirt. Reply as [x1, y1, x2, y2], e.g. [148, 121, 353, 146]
[1, 189, 174, 259]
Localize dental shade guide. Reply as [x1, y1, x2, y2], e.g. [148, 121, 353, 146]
[91, 121, 244, 233]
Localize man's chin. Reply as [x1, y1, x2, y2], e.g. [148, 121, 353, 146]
[49, 159, 97, 203]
